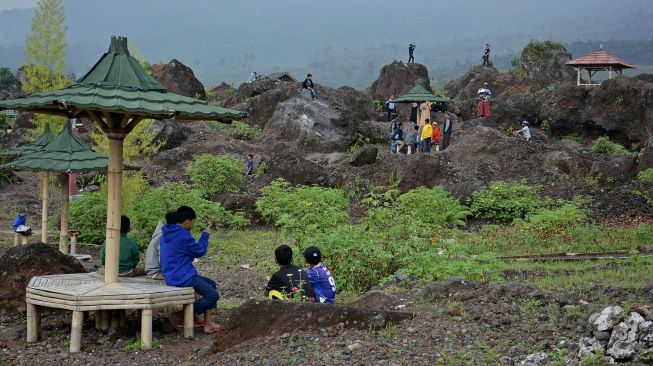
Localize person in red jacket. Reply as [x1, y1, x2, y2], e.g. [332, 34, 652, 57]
[431, 121, 441, 151]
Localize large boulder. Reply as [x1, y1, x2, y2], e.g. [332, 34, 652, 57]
[151, 59, 206, 99]
[208, 82, 235, 104]
[589, 154, 638, 182]
[368, 61, 432, 101]
[223, 77, 278, 107]
[350, 146, 378, 166]
[515, 41, 575, 86]
[150, 119, 191, 150]
[263, 151, 330, 186]
[0, 243, 86, 313]
[262, 89, 367, 153]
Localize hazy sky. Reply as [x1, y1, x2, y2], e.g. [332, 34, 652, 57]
[0, 0, 37, 10]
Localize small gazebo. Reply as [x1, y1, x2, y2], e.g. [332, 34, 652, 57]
[1, 124, 55, 244]
[566, 47, 635, 87]
[394, 84, 448, 125]
[0, 119, 136, 254]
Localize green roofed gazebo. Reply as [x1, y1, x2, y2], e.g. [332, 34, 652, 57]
[1, 123, 55, 243]
[0, 119, 137, 253]
[394, 84, 449, 126]
[0, 36, 246, 284]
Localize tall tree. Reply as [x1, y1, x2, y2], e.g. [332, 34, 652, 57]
[23, 0, 70, 134]
[23, 0, 69, 94]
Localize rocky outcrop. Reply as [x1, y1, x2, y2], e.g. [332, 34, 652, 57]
[151, 59, 206, 99]
[208, 82, 235, 104]
[368, 61, 432, 101]
[224, 77, 278, 107]
[150, 120, 191, 150]
[350, 146, 378, 166]
[578, 306, 653, 363]
[263, 90, 356, 153]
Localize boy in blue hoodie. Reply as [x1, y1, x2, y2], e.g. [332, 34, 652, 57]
[160, 206, 220, 334]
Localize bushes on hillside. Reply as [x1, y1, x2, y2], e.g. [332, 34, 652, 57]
[231, 121, 261, 141]
[256, 178, 349, 239]
[637, 168, 653, 184]
[68, 192, 107, 244]
[188, 154, 244, 198]
[470, 181, 541, 221]
[591, 137, 628, 156]
[524, 202, 588, 230]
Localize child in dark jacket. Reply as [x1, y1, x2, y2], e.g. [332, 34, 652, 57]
[160, 206, 220, 334]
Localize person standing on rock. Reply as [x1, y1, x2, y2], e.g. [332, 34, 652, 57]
[421, 119, 433, 154]
[408, 43, 416, 63]
[476, 82, 492, 118]
[302, 73, 318, 100]
[442, 114, 453, 150]
[386, 95, 396, 122]
[246, 154, 255, 177]
[482, 44, 491, 66]
[432, 121, 441, 152]
[419, 101, 431, 127]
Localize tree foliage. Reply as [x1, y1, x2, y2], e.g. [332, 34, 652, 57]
[23, 0, 70, 94]
[187, 154, 244, 198]
[91, 119, 162, 162]
[0, 67, 20, 98]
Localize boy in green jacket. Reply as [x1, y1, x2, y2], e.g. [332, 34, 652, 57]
[99, 215, 144, 277]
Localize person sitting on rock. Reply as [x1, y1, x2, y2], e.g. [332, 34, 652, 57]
[99, 215, 144, 277]
[421, 119, 433, 154]
[476, 82, 492, 118]
[265, 245, 316, 301]
[431, 121, 441, 152]
[249, 71, 257, 83]
[404, 124, 420, 155]
[160, 206, 220, 334]
[391, 122, 405, 154]
[145, 211, 177, 280]
[302, 73, 318, 100]
[512, 120, 532, 141]
[304, 246, 336, 304]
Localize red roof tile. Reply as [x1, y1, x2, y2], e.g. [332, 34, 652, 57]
[566, 50, 634, 68]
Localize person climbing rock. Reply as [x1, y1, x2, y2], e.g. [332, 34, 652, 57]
[476, 82, 492, 118]
[408, 43, 416, 64]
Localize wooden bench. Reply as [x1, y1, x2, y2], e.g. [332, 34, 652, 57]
[26, 272, 195, 352]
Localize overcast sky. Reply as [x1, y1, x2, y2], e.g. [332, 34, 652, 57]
[0, 0, 37, 10]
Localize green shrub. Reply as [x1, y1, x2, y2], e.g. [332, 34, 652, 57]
[68, 192, 108, 244]
[541, 120, 551, 136]
[470, 181, 541, 221]
[637, 168, 653, 184]
[188, 154, 244, 198]
[525, 202, 588, 230]
[231, 121, 261, 141]
[256, 178, 349, 239]
[0, 112, 7, 130]
[390, 186, 470, 228]
[130, 182, 249, 245]
[591, 137, 628, 156]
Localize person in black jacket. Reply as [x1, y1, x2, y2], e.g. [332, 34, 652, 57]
[408, 44, 416, 63]
[482, 44, 491, 66]
[442, 114, 453, 149]
[302, 74, 318, 100]
[265, 245, 316, 301]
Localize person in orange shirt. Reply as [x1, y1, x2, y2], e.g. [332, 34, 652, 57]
[431, 121, 441, 152]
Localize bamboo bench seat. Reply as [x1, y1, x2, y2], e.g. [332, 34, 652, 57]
[26, 272, 195, 352]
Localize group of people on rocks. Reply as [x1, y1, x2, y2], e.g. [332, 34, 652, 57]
[388, 109, 453, 155]
[97, 205, 336, 333]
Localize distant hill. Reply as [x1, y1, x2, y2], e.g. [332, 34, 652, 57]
[0, 0, 651, 88]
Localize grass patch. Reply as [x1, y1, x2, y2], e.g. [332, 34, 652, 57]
[209, 230, 280, 277]
[122, 338, 162, 352]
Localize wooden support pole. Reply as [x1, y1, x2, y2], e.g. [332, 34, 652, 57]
[104, 138, 124, 284]
[21, 235, 29, 245]
[59, 174, 70, 254]
[140, 309, 153, 349]
[13, 233, 19, 246]
[110, 309, 121, 330]
[41, 172, 49, 244]
[183, 303, 194, 339]
[577, 67, 581, 86]
[70, 233, 77, 255]
[100, 310, 110, 330]
[70, 310, 84, 353]
[26, 303, 40, 342]
[95, 310, 103, 329]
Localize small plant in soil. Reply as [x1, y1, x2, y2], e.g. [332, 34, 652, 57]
[591, 136, 629, 156]
[122, 338, 162, 352]
[637, 168, 653, 184]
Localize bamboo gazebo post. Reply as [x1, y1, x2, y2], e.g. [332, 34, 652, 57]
[41, 172, 49, 243]
[59, 173, 70, 253]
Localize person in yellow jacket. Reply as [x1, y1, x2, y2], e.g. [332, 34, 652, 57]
[421, 119, 433, 154]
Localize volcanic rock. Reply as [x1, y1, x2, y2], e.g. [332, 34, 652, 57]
[368, 61, 432, 101]
[151, 59, 206, 99]
[150, 119, 191, 150]
[350, 147, 378, 166]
